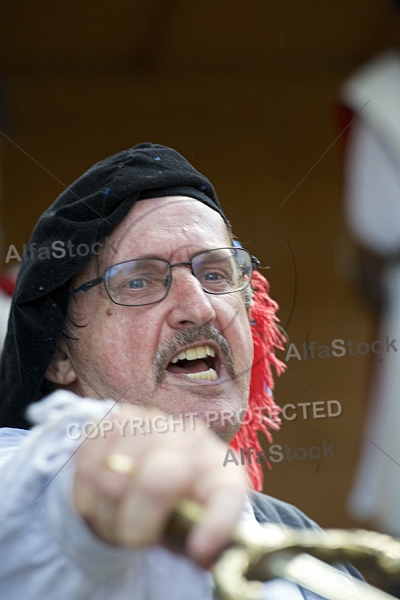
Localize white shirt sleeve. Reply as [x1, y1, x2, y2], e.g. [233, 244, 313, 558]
[0, 390, 318, 599]
[0, 390, 214, 600]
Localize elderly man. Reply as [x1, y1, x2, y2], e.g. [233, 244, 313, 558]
[0, 143, 359, 599]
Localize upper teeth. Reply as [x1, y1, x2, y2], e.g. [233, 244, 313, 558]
[171, 345, 215, 363]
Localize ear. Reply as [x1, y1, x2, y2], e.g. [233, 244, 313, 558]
[44, 342, 77, 386]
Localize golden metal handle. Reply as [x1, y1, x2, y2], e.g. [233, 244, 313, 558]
[164, 500, 400, 600]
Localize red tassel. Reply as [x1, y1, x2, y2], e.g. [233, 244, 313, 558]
[0, 274, 15, 297]
[230, 271, 286, 491]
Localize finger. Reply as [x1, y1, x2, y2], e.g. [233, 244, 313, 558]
[116, 448, 194, 547]
[188, 471, 248, 568]
[88, 462, 141, 542]
[74, 436, 136, 540]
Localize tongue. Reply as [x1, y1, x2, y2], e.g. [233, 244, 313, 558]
[167, 359, 209, 374]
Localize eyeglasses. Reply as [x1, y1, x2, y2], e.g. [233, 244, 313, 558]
[69, 247, 259, 307]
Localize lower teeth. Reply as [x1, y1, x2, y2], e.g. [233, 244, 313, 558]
[186, 368, 217, 381]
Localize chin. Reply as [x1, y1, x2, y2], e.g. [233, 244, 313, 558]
[211, 421, 242, 443]
[146, 379, 249, 438]
[193, 402, 246, 441]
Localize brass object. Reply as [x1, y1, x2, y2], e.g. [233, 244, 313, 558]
[164, 500, 400, 600]
[104, 453, 138, 476]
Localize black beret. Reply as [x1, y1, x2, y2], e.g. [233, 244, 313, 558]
[0, 142, 228, 428]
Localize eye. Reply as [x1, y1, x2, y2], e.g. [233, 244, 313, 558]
[127, 278, 146, 289]
[203, 271, 225, 281]
[203, 271, 229, 283]
[198, 268, 233, 291]
[123, 274, 169, 291]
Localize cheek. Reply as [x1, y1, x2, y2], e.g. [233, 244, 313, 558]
[215, 297, 253, 358]
[73, 309, 130, 386]
[67, 299, 158, 393]
[92, 308, 157, 372]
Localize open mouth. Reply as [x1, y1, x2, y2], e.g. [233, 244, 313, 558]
[166, 344, 219, 381]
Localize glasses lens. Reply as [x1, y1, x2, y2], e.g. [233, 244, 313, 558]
[105, 259, 170, 306]
[192, 248, 252, 294]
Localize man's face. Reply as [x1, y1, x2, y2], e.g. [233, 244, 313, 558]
[60, 196, 254, 441]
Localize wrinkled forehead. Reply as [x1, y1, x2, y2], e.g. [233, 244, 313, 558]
[77, 195, 232, 282]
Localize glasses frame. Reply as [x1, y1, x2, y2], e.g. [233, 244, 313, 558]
[69, 247, 260, 307]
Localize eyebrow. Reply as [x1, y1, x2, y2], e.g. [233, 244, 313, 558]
[98, 252, 161, 272]
[128, 253, 167, 260]
[107, 249, 220, 263]
[101, 244, 235, 270]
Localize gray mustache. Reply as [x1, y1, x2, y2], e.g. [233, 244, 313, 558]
[154, 324, 235, 383]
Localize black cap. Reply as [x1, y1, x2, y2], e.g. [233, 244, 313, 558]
[0, 142, 229, 428]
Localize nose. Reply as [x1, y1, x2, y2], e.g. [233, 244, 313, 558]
[165, 264, 216, 330]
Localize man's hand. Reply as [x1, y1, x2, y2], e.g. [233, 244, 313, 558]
[73, 405, 249, 568]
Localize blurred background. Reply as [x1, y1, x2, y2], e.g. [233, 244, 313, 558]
[1, 0, 399, 533]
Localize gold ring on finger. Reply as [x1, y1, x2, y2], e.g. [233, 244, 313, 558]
[104, 453, 138, 476]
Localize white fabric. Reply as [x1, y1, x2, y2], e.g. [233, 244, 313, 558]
[341, 50, 400, 253]
[344, 119, 400, 254]
[341, 51, 400, 534]
[341, 50, 400, 166]
[348, 263, 400, 535]
[0, 390, 306, 599]
[0, 290, 11, 350]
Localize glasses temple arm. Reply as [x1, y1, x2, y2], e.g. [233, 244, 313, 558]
[69, 277, 103, 297]
[251, 256, 260, 270]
